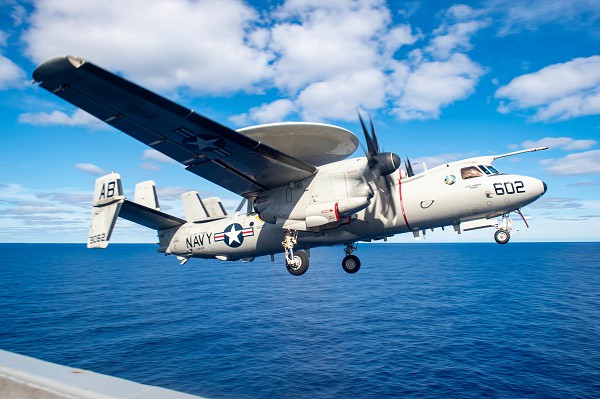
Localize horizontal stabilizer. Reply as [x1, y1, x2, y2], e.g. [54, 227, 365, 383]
[120, 200, 186, 230]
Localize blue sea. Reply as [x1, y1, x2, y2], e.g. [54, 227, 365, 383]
[1, 243, 599, 398]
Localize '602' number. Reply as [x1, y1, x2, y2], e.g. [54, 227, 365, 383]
[494, 181, 525, 195]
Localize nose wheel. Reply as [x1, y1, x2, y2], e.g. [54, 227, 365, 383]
[494, 229, 510, 244]
[342, 244, 361, 273]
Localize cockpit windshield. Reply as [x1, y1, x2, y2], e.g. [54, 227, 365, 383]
[461, 166, 484, 179]
[462, 165, 500, 179]
[460, 165, 500, 180]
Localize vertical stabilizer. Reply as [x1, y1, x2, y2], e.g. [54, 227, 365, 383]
[182, 191, 209, 222]
[134, 180, 159, 210]
[203, 197, 228, 218]
[88, 173, 125, 248]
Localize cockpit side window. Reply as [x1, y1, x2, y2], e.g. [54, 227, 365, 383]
[478, 165, 491, 175]
[487, 165, 499, 174]
[461, 166, 484, 180]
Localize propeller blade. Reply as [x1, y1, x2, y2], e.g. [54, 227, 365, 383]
[369, 115, 380, 154]
[405, 156, 414, 177]
[358, 111, 376, 159]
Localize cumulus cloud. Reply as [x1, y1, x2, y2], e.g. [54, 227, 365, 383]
[75, 163, 106, 175]
[0, 54, 26, 90]
[522, 137, 597, 151]
[393, 53, 485, 120]
[495, 56, 600, 122]
[230, 99, 296, 126]
[142, 149, 176, 163]
[22, 0, 488, 125]
[22, 0, 272, 94]
[297, 69, 386, 121]
[18, 109, 107, 129]
[543, 150, 600, 175]
[0, 27, 27, 89]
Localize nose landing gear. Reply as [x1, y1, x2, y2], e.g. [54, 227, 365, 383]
[494, 214, 513, 244]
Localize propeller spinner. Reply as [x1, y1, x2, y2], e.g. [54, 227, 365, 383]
[358, 113, 401, 177]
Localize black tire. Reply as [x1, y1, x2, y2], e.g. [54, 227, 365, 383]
[342, 255, 361, 274]
[494, 229, 510, 245]
[286, 250, 309, 276]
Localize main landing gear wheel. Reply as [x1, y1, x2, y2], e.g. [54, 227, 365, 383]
[286, 250, 309, 276]
[342, 255, 361, 274]
[494, 229, 510, 245]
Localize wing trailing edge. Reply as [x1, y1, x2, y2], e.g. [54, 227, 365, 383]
[33, 55, 317, 197]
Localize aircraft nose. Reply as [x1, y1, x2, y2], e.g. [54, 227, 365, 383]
[542, 181, 548, 195]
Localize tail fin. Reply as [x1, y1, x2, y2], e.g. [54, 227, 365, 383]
[182, 191, 209, 222]
[133, 180, 160, 210]
[181, 191, 228, 222]
[88, 173, 125, 248]
[88, 173, 186, 249]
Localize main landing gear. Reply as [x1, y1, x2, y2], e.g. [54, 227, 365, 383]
[342, 244, 361, 274]
[494, 214, 513, 245]
[282, 229, 309, 276]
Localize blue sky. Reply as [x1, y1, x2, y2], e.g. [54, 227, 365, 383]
[1, 0, 599, 243]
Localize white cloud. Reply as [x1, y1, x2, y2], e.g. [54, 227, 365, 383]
[22, 0, 272, 94]
[485, 0, 600, 37]
[426, 5, 489, 60]
[426, 21, 485, 59]
[0, 54, 26, 90]
[268, 0, 407, 93]
[142, 149, 176, 163]
[544, 150, 600, 175]
[393, 53, 485, 120]
[522, 137, 597, 151]
[18, 109, 107, 129]
[495, 56, 600, 122]
[23, 1, 488, 127]
[230, 99, 295, 126]
[139, 162, 162, 171]
[0, 182, 93, 243]
[75, 163, 106, 175]
[297, 69, 386, 121]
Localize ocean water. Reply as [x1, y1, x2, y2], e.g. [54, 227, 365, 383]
[0, 243, 599, 399]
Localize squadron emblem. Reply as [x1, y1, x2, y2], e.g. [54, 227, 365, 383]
[444, 174, 456, 185]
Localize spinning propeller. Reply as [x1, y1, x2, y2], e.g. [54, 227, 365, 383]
[358, 113, 401, 177]
[357, 113, 401, 220]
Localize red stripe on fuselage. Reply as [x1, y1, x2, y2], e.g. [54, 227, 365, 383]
[398, 176, 412, 231]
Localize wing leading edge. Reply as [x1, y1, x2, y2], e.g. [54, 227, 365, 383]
[33, 56, 317, 197]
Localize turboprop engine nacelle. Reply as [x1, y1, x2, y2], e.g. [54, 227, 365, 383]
[256, 195, 372, 230]
[304, 197, 371, 227]
[254, 158, 374, 230]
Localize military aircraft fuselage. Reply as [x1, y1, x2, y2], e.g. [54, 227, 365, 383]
[164, 155, 547, 261]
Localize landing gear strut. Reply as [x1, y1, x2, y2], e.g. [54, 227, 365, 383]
[342, 244, 361, 274]
[282, 229, 309, 276]
[494, 214, 512, 245]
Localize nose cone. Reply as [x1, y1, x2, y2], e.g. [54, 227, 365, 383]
[543, 181, 548, 195]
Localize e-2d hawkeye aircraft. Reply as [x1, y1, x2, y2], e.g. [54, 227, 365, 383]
[33, 56, 548, 275]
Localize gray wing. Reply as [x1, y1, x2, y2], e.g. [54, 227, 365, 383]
[33, 56, 316, 197]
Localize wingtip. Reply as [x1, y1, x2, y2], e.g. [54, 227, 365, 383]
[32, 55, 87, 83]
